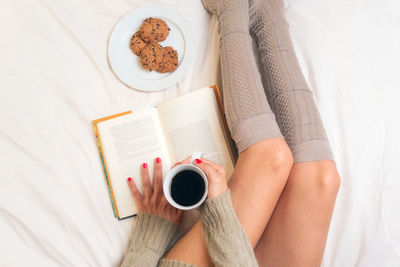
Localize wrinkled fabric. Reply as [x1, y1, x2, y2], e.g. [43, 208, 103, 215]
[0, 0, 399, 266]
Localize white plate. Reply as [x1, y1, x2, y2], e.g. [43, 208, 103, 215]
[108, 5, 194, 92]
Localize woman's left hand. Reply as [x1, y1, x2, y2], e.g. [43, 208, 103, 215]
[127, 157, 183, 225]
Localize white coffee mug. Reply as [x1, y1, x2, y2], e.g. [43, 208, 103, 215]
[163, 151, 208, 210]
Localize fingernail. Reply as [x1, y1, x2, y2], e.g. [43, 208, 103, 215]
[195, 158, 202, 164]
[142, 163, 147, 168]
[128, 177, 132, 182]
[156, 157, 161, 163]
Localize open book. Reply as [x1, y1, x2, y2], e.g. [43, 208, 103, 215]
[93, 86, 236, 219]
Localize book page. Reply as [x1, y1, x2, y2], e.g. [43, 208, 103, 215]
[97, 108, 171, 218]
[157, 87, 235, 179]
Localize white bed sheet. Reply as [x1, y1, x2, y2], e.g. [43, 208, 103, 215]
[1, 0, 399, 266]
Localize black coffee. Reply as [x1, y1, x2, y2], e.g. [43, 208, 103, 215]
[170, 170, 205, 206]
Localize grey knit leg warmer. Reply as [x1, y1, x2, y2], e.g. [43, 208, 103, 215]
[250, 0, 334, 162]
[202, 0, 282, 153]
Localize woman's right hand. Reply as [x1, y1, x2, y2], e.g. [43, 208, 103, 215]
[174, 156, 228, 200]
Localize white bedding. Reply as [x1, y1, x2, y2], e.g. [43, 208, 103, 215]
[1, 0, 399, 266]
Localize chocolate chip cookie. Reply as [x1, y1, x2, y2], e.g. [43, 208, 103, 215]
[139, 17, 170, 43]
[139, 42, 164, 71]
[158, 46, 179, 73]
[129, 31, 147, 56]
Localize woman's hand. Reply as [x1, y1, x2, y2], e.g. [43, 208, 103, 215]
[127, 157, 183, 225]
[174, 156, 228, 200]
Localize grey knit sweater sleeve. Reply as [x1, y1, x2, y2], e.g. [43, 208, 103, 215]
[120, 213, 178, 267]
[159, 190, 258, 267]
[200, 190, 258, 267]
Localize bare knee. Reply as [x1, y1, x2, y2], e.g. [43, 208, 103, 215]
[290, 160, 341, 199]
[313, 161, 341, 198]
[255, 138, 293, 167]
[242, 138, 294, 176]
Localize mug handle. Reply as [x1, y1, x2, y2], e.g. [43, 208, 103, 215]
[190, 151, 202, 164]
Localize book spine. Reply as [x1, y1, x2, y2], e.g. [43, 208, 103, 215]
[92, 111, 131, 219]
[93, 124, 118, 218]
[99, 144, 118, 218]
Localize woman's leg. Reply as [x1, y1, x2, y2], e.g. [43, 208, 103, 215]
[164, 0, 293, 265]
[250, 0, 333, 163]
[164, 138, 293, 266]
[249, 0, 340, 265]
[254, 161, 340, 266]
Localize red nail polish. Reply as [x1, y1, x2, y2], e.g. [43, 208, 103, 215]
[128, 177, 132, 182]
[156, 157, 161, 163]
[142, 163, 147, 168]
[195, 158, 202, 164]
